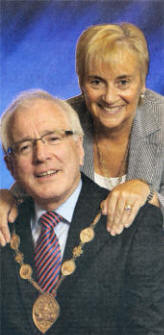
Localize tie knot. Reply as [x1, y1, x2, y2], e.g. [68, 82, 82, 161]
[39, 211, 63, 230]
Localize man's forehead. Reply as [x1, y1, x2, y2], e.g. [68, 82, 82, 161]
[14, 99, 68, 123]
[11, 99, 69, 139]
[17, 98, 64, 115]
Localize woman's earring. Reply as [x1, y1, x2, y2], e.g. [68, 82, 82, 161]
[140, 92, 145, 99]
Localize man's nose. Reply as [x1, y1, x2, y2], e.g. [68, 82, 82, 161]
[33, 139, 52, 162]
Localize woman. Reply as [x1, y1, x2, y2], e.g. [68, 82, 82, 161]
[69, 23, 164, 228]
[0, 22, 164, 245]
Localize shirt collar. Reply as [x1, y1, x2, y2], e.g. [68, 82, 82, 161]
[34, 178, 82, 225]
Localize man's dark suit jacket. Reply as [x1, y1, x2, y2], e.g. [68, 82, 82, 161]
[1, 174, 164, 335]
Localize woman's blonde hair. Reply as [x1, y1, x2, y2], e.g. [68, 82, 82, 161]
[76, 22, 149, 87]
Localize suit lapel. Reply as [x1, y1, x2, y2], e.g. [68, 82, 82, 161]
[15, 198, 39, 332]
[62, 175, 106, 262]
[57, 175, 109, 300]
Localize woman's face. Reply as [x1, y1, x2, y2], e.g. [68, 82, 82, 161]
[82, 48, 145, 131]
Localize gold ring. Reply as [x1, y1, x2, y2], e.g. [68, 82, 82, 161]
[124, 205, 132, 211]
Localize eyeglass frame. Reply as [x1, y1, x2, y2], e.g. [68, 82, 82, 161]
[6, 129, 76, 156]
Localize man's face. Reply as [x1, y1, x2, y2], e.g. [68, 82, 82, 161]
[8, 99, 84, 210]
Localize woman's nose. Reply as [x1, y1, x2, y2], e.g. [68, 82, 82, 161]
[101, 85, 118, 104]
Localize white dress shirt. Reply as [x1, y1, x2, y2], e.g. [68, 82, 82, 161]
[31, 179, 82, 259]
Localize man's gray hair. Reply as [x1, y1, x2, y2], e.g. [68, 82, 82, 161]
[0, 89, 84, 153]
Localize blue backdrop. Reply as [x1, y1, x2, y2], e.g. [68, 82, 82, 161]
[1, 0, 164, 188]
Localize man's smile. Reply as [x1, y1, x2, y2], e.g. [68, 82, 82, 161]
[36, 169, 61, 178]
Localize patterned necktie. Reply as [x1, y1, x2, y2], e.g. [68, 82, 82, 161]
[34, 211, 62, 293]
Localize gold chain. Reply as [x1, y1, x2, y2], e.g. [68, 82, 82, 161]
[9, 210, 102, 333]
[10, 210, 102, 296]
[95, 134, 130, 180]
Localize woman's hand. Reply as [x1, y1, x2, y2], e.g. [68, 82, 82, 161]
[0, 190, 18, 246]
[101, 179, 159, 236]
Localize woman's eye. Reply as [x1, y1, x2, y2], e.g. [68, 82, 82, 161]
[118, 79, 130, 88]
[91, 79, 100, 85]
[89, 78, 104, 88]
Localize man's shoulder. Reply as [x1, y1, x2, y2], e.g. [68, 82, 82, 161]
[16, 197, 34, 224]
[136, 202, 163, 227]
[128, 202, 163, 247]
[74, 173, 109, 218]
[81, 172, 109, 198]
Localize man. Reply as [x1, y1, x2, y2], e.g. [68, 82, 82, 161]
[0, 89, 164, 335]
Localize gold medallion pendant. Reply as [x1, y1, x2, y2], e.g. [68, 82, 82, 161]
[80, 227, 95, 243]
[61, 259, 76, 276]
[10, 233, 20, 250]
[20, 264, 32, 279]
[32, 293, 60, 334]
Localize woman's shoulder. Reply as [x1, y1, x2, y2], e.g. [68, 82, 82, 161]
[66, 94, 93, 130]
[142, 89, 164, 125]
[144, 89, 164, 105]
[66, 94, 86, 113]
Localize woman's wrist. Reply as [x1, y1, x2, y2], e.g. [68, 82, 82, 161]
[137, 179, 159, 207]
[146, 184, 155, 202]
[148, 191, 160, 207]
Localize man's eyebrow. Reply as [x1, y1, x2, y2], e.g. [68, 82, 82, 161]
[116, 75, 133, 79]
[13, 136, 33, 145]
[13, 130, 56, 144]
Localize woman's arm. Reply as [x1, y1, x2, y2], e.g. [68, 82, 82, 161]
[0, 189, 18, 245]
[0, 181, 24, 245]
[0, 178, 163, 245]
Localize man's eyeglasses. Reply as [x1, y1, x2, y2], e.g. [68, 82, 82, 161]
[7, 130, 75, 156]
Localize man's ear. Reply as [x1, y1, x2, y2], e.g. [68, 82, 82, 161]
[4, 155, 15, 177]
